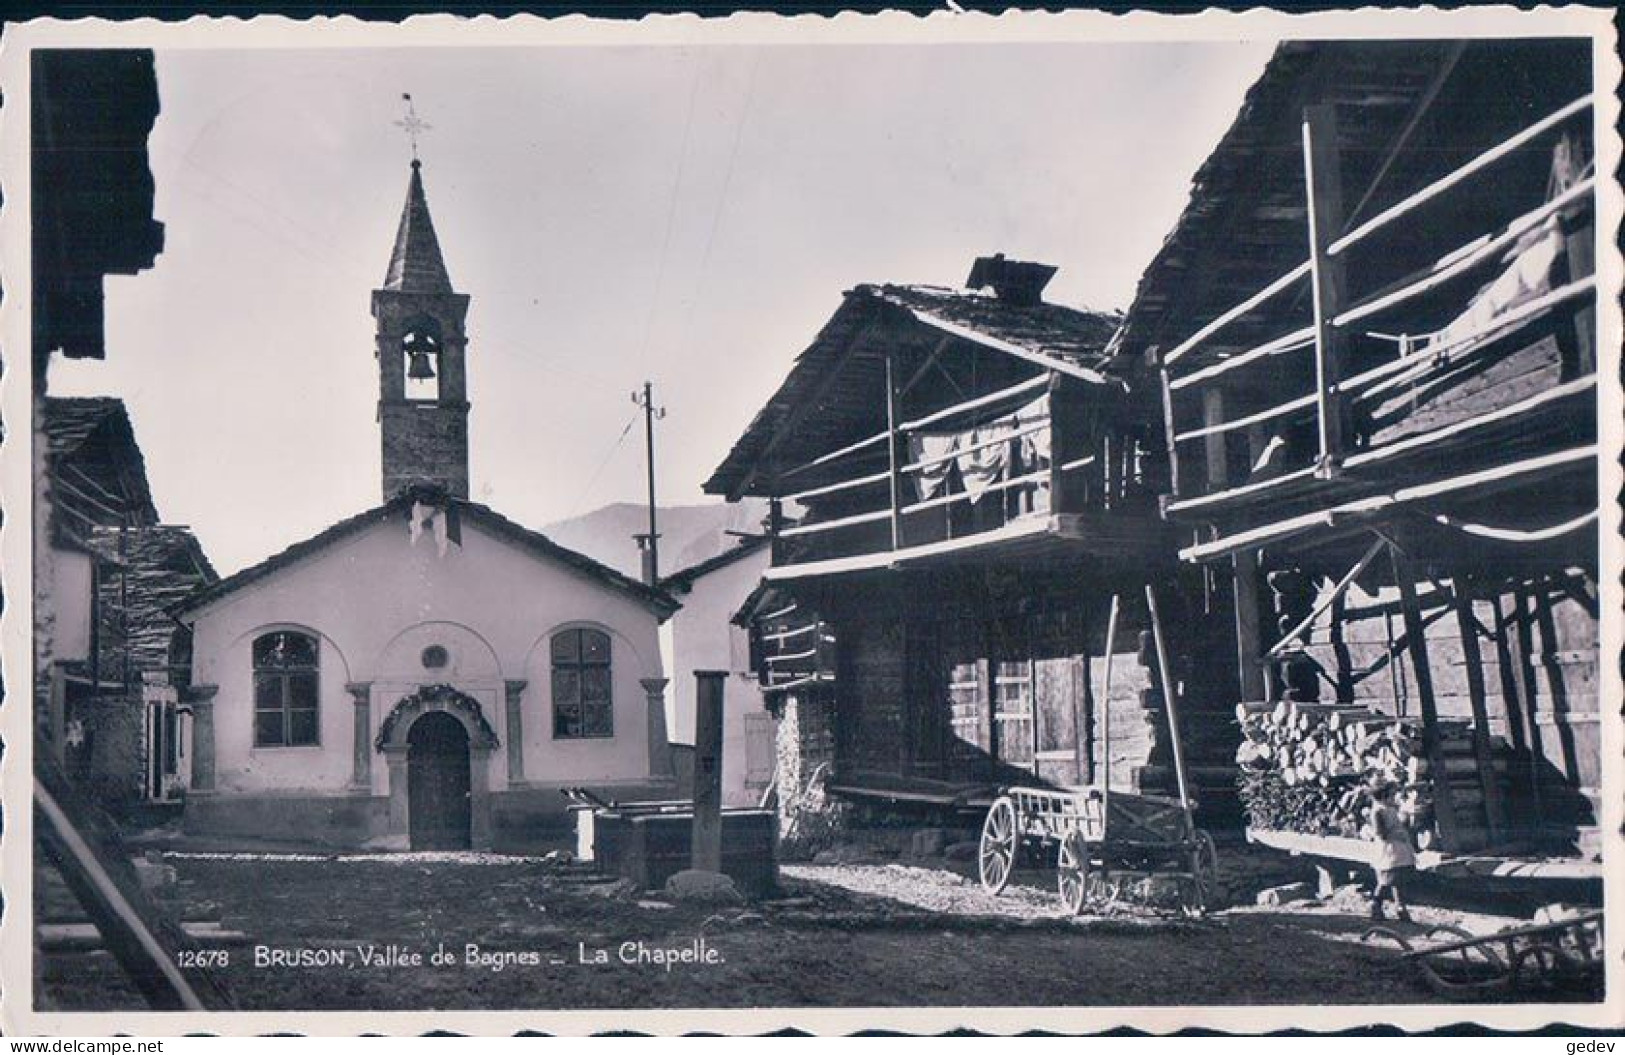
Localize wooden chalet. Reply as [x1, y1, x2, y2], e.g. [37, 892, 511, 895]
[706, 258, 1239, 836]
[1117, 40, 1604, 859]
[42, 398, 218, 807]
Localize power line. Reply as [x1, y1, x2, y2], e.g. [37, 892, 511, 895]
[569, 411, 640, 517]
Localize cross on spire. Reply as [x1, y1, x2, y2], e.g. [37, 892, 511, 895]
[394, 93, 432, 163]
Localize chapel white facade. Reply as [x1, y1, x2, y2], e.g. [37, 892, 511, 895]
[175, 160, 678, 850]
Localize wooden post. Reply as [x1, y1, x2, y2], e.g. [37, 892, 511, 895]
[1452, 585, 1506, 844]
[1099, 595, 1120, 800]
[1201, 387, 1228, 494]
[884, 353, 903, 550]
[1154, 347, 1181, 499]
[691, 670, 726, 873]
[1047, 373, 1073, 513]
[1389, 546, 1460, 849]
[1303, 103, 1350, 476]
[1490, 591, 1542, 826]
[1233, 550, 1265, 701]
[767, 496, 784, 564]
[1144, 586, 1193, 823]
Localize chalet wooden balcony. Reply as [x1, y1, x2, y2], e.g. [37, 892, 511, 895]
[1156, 93, 1599, 563]
[764, 375, 1171, 581]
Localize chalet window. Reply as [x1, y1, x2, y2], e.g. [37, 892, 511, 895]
[551, 628, 613, 739]
[253, 631, 320, 747]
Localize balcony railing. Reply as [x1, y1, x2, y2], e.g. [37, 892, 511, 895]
[771, 373, 1158, 567]
[1158, 93, 1598, 535]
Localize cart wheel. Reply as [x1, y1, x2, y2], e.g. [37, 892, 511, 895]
[979, 796, 1019, 895]
[1057, 833, 1091, 915]
[1188, 829, 1219, 913]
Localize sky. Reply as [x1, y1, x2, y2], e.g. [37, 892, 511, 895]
[51, 39, 1276, 575]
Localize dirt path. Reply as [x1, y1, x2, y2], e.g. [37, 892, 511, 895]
[36, 854, 1560, 1013]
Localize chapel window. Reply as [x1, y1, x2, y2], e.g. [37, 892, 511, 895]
[253, 630, 320, 747]
[551, 628, 612, 739]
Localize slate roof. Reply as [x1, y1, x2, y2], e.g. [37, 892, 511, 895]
[703, 272, 1123, 500]
[382, 160, 454, 294]
[42, 396, 160, 525]
[659, 536, 771, 595]
[866, 284, 1121, 376]
[170, 492, 679, 620]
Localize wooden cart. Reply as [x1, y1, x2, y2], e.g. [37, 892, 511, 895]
[978, 784, 1218, 914]
[976, 588, 1219, 915]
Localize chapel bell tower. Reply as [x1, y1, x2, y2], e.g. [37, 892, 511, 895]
[372, 158, 471, 500]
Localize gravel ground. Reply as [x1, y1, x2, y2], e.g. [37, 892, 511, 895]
[35, 849, 1592, 1015]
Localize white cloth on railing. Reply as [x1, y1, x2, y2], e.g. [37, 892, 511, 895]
[1426, 219, 1563, 354]
[910, 433, 960, 500]
[908, 395, 1050, 505]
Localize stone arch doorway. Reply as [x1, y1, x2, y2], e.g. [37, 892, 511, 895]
[376, 684, 499, 850]
[407, 711, 471, 850]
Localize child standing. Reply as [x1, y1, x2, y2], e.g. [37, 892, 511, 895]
[1367, 782, 1415, 922]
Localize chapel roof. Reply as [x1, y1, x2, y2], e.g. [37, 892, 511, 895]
[381, 160, 455, 294]
[170, 491, 680, 621]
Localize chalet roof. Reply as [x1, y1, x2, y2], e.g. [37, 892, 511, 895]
[382, 161, 454, 294]
[867, 285, 1122, 375]
[659, 536, 770, 595]
[43, 396, 160, 525]
[703, 275, 1122, 500]
[171, 492, 679, 621]
[1115, 38, 1592, 367]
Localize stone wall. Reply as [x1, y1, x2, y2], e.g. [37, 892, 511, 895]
[772, 687, 846, 859]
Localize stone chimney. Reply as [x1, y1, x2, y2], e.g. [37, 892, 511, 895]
[965, 253, 1058, 306]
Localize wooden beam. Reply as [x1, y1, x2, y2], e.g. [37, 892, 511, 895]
[1265, 538, 1386, 659]
[1302, 103, 1350, 476]
[1453, 579, 1507, 844]
[1179, 445, 1597, 561]
[1389, 545, 1461, 851]
[1099, 593, 1120, 798]
[1232, 550, 1266, 701]
[1342, 42, 1466, 229]
[35, 776, 209, 1010]
[1489, 590, 1542, 826]
[904, 307, 1111, 386]
[885, 352, 903, 550]
[729, 311, 884, 500]
[1330, 93, 1594, 257]
[1156, 352, 1181, 498]
[897, 335, 953, 399]
[1163, 263, 1311, 368]
[1144, 586, 1193, 825]
[1201, 387, 1229, 492]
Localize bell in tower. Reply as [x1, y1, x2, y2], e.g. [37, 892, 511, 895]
[372, 155, 472, 500]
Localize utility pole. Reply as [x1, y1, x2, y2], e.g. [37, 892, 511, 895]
[632, 381, 665, 587]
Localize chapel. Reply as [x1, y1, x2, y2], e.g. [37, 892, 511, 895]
[174, 159, 680, 851]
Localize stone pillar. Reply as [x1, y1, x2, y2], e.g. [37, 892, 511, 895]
[184, 684, 219, 792]
[470, 745, 494, 851]
[640, 677, 673, 780]
[692, 671, 727, 874]
[385, 749, 409, 839]
[347, 682, 373, 791]
[503, 680, 527, 786]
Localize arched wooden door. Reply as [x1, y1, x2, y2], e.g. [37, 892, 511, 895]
[407, 711, 472, 850]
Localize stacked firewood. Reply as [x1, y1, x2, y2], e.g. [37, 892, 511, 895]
[1234, 702, 1438, 846]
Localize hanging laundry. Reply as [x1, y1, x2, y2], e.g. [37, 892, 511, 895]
[909, 432, 960, 500]
[1428, 218, 1563, 354]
